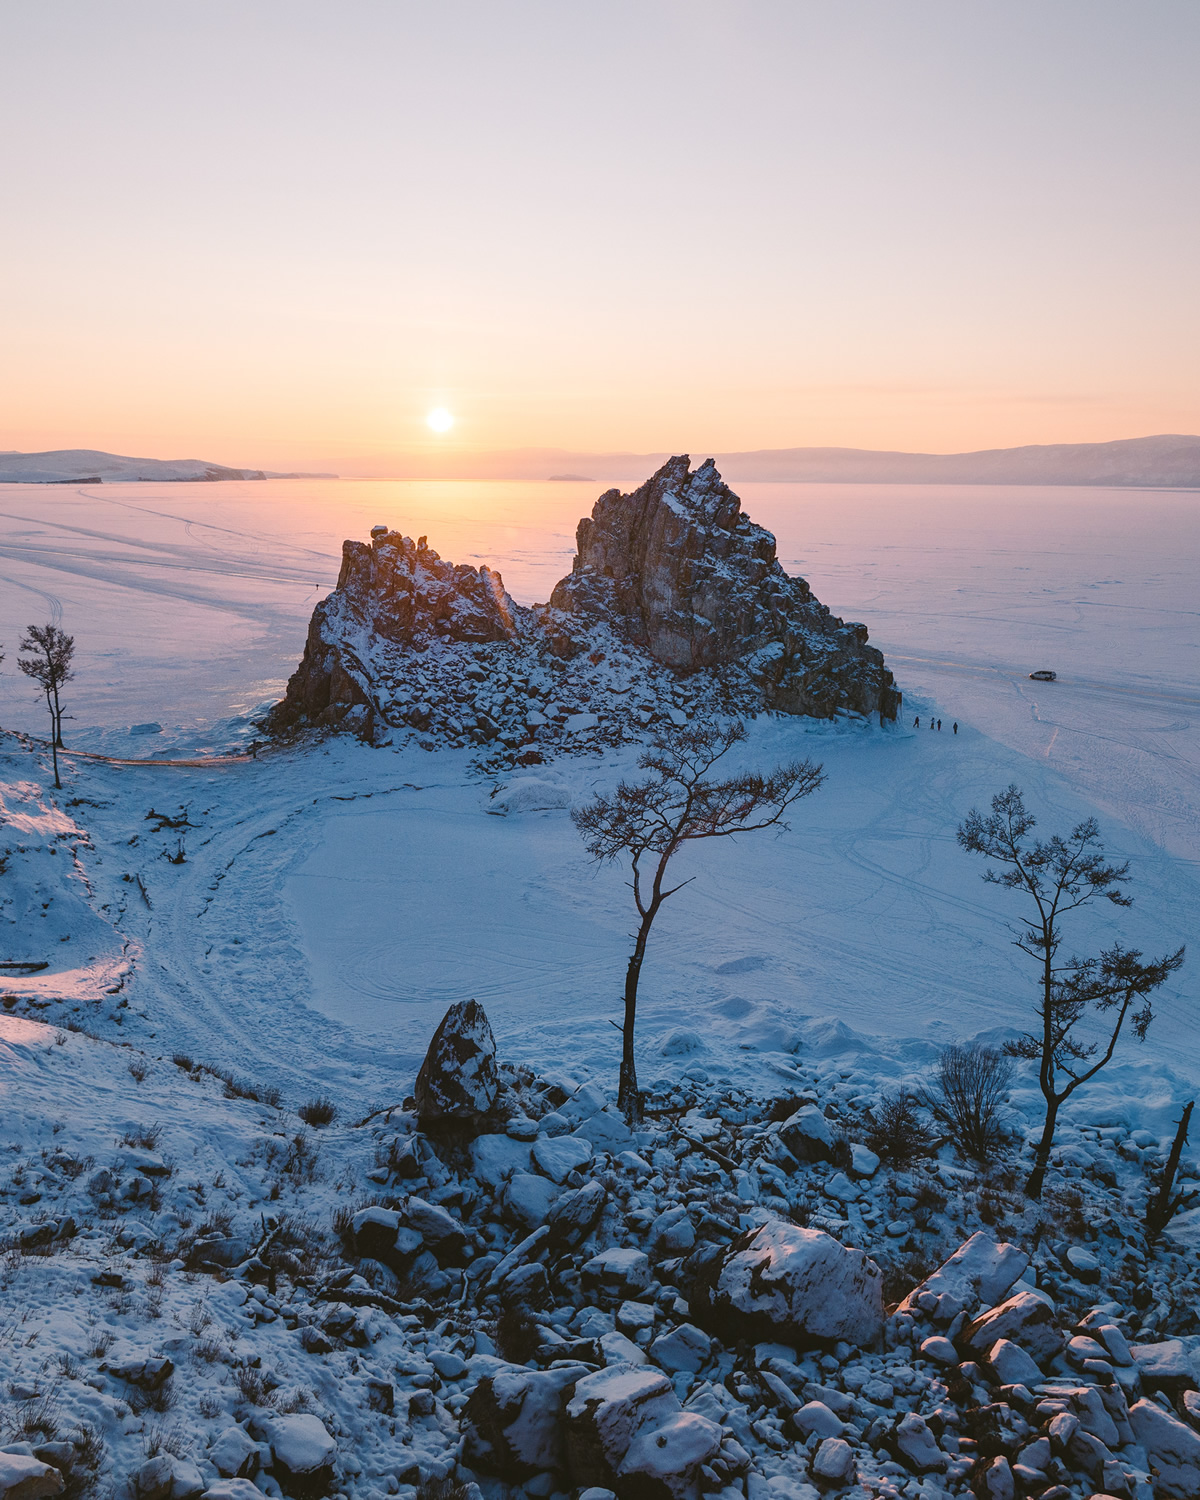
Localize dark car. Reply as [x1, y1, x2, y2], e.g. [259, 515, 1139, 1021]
[1029, 669, 1057, 682]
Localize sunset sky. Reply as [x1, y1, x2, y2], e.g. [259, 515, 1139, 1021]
[2, 1, 1198, 472]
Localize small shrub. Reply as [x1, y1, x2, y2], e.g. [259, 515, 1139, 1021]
[197, 1393, 222, 1420]
[926, 1044, 1013, 1163]
[171, 1054, 194, 1072]
[130, 1375, 175, 1415]
[864, 1090, 936, 1166]
[128, 1058, 148, 1084]
[494, 1304, 540, 1364]
[298, 1097, 337, 1128]
[234, 1364, 278, 1407]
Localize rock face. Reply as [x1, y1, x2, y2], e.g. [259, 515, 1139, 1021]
[413, 999, 499, 1129]
[269, 457, 900, 746]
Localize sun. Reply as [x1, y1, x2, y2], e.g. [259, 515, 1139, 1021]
[426, 407, 454, 433]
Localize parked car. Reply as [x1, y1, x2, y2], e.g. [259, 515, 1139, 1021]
[1029, 669, 1057, 681]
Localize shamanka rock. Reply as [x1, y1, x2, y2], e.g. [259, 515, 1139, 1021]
[269, 456, 900, 749]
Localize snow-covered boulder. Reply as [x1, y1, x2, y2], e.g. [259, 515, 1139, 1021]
[963, 1292, 1064, 1365]
[130, 1456, 204, 1500]
[257, 1415, 336, 1486]
[533, 1134, 593, 1183]
[208, 1429, 262, 1480]
[582, 1247, 652, 1298]
[897, 1232, 1028, 1316]
[0, 1455, 64, 1500]
[777, 1105, 836, 1164]
[200, 1486, 263, 1500]
[564, 1364, 682, 1490]
[649, 1205, 696, 1255]
[548, 1180, 607, 1246]
[414, 999, 498, 1128]
[1128, 1399, 1200, 1499]
[619, 1411, 723, 1500]
[811, 1437, 855, 1485]
[985, 1338, 1043, 1386]
[463, 1363, 591, 1480]
[1130, 1338, 1197, 1392]
[692, 1220, 884, 1348]
[886, 1413, 946, 1474]
[504, 1171, 559, 1228]
[648, 1323, 712, 1375]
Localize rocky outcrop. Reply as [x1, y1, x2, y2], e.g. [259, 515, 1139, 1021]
[269, 457, 900, 749]
[413, 998, 499, 1129]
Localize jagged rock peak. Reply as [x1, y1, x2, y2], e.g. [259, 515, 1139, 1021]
[550, 454, 806, 671]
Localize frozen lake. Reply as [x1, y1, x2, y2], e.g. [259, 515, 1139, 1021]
[1, 475, 1198, 859]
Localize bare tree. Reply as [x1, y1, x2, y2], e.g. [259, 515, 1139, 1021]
[926, 1043, 1013, 1163]
[572, 720, 824, 1122]
[18, 624, 76, 790]
[959, 784, 1185, 1197]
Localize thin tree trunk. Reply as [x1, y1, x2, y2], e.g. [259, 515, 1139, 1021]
[1147, 1101, 1194, 1243]
[618, 913, 655, 1125]
[1026, 1093, 1061, 1198]
[51, 737, 61, 790]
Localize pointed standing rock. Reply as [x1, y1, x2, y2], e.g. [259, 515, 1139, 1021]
[414, 999, 499, 1128]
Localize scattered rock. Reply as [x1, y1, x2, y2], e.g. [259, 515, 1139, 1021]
[0, 1455, 64, 1500]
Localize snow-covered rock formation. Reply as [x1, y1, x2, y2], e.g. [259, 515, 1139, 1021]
[269, 457, 900, 756]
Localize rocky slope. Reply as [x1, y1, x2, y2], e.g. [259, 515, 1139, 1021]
[269, 458, 900, 759]
[6, 999, 1200, 1500]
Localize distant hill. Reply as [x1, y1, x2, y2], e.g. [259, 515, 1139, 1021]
[0, 449, 336, 482]
[709, 434, 1200, 486]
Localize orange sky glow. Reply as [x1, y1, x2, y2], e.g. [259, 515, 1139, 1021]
[1, 2, 1197, 474]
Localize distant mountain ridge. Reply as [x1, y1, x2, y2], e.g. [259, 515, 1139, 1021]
[0, 448, 335, 482]
[329, 433, 1200, 484]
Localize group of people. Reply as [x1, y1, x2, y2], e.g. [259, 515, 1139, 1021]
[914, 715, 957, 734]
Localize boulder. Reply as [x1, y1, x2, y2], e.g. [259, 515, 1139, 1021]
[777, 1106, 835, 1164]
[208, 1429, 262, 1480]
[0, 1456, 64, 1500]
[619, 1411, 723, 1500]
[897, 1232, 1029, 1316]
[582, 1247, 653, 1299]
[549, 1180, 608, 1246]
[986, 1338, 1043, 1387]
[257, 1414, 336, 1489]
[463, 1364, 591, 1480]
[648, 1324, 712, 1375]
[130, 1457, 204, 1500]
[963, 1292, 1064, 1366]
[811, 1437, 855, 1485]
[504, 1171, 559, 1228]
[532, 1134, 593, 1183]
[793, 1402, 843, 1439]
[566, 1365, 697, 1493]
[692, 1220, 884, 1348]
[887, 1413, 946, 1474]
[1128, 1395, 1200, 1500]
[414, 1000, 498, 1128]
[1129, 1338, 1197, 1394]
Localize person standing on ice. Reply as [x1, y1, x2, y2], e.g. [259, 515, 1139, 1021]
[937, 718, 942, 730]
[914, 715, 920, 728]
[953, 721, 958, 734]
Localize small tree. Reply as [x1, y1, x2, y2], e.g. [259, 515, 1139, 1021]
[18, 624, 75, 790]
[573, 720, 824, 1122]
[959, 784, 1185, 1197]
